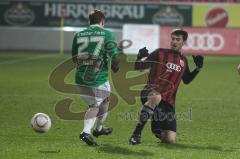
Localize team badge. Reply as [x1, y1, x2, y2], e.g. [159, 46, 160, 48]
[180, 59, 184, 67]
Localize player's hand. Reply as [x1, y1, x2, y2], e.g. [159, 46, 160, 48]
[137, 47, 149, 60]
[192, 55, 204, 68]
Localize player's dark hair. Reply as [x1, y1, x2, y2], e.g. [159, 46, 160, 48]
[89, 10, 105, 25]
[171, 28, 188, 41]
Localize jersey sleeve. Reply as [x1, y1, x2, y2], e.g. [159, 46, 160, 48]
[71, 34, 78, 63]
[182, 57, 200, 84]
[145, 48, 165, 65]
[134, 48, 161, 70]
[72, 34, 77, 57]
[146, 49, 158, 62]
[105, 31, 118, 57]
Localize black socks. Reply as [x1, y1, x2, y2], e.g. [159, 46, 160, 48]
[132, 105, 154, 136]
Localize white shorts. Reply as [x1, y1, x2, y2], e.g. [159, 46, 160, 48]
[77, 81, 111, 107]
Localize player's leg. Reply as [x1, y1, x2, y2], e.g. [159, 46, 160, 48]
[95, 97, 109, 132]
[161, 109, 176, 144]
[82, 105, 99, 134]
[80, 105, 99, 146]
[161, 130, 176, 144]
[93, 97, 113, 137]
[151, 116, 163, 140]
[129, 89, 161, 145]
[78, 86, 99, 146]
[93, 81, 113, 137]
[151, 101, 176, 144]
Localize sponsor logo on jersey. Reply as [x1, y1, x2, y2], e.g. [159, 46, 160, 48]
[166, 62, 181, 72]
[180, 59, 184, 67]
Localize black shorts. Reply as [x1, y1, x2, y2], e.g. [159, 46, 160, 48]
[140, 89, 176, 133]
[151, 101, 176, 133]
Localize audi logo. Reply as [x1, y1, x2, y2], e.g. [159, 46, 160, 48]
[166, 62, 181, 72]
[183, 33, 225, 51]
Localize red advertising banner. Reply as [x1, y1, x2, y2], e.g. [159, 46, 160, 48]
[160, 27, 240, 55]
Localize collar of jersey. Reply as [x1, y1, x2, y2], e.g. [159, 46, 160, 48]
[90, 24, 103, 28]
[169, 49, 182, 55]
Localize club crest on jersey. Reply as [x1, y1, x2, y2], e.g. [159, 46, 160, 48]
[166, 62, 181, 72]
[180, 59, 184, 67]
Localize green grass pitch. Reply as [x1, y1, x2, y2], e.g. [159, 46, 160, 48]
[0, 52, 240, 159]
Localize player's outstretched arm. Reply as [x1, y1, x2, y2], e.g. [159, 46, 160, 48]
[111, 54, 120, 73]
[134, 47, 150, 70]
[192, 55, 204, 71]
[182, 55, 204, 84]
[71, 35, 78, 64]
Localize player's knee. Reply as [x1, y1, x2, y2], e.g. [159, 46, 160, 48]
[152, 94, 162, 103]
[103, 97, 110, 103]
[89, 103, 100, 108]
[161, 131, 176, 144]
[146, 93, 161, 108]
[88, 105, 100, 114]
[164, 137, 176, 144]
[162, 134, 176, 144]
[85, 106, 100, 119]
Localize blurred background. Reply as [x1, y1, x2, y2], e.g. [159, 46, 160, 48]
[1, 0, 240, 55]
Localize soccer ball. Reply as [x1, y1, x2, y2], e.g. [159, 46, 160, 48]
[237, 64, 240, 75]
[31, 113, 51, 133]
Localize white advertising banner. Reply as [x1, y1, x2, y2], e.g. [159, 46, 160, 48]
[122, 24, 160, 54]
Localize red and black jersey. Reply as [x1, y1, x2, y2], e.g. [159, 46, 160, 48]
[143, 48, 199, 106]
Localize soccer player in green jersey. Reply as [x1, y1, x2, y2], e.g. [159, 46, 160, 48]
[72, 10, 119, 146]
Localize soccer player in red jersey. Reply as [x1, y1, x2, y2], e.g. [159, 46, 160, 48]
[129, 28, 204, 144]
